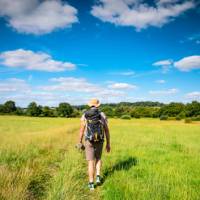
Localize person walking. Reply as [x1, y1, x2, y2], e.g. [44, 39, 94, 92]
[78, 98, 110, 190]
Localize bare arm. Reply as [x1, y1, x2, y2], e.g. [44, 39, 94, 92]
[104, 123, 110, 144]
[79, 121, 85, 143]
[104, 121, 111, 152]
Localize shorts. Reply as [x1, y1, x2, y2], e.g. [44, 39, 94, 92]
[85, 140, 104, 161]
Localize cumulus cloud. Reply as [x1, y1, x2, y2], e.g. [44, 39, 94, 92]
[39, 77, 127, 100]
[108, 82, 137, 90]
[153, 55, 200, 72]
[174, 55, 200, 71]
[0, 77, 131, 106]
[0, 49, 76, 72]
[149, 88, 179, 95]
[153, 59, 173, 73]
[0, 0, 78, 35]
[153, 59, 173, 66]
[0, 78, 31, 93]
[185, 91, 200, 100]
[41, 77, 101, 93]
[91, 0, 194, 30]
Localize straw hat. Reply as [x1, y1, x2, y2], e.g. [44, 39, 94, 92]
[88, 98, 100, 107]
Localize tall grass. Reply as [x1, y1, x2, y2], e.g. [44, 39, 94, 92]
[0, 116, 199, 200]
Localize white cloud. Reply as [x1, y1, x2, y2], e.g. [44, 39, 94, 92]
[156, 80, 166, 84]
[149, 88, 179, 96]
[40, 77, 130, 103]
[0, 49, 76, 72]
[0, 78, 31, 93]
[91, 0, 194, 30]
[153, 55, 200, 72]
[185, 91, 200, 100]
[0, 0, 78, 35]
[41, 77, 101, 93]
[153, 59, 173, 66]
[174, 55, 200, 71]
[0, 77, 129, 106]
[41, 78, 137, 94]
[108, 82, 137, 90]
[153, 59, 173, 73]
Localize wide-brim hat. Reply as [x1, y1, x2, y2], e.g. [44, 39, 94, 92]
[88, 98, 100, 107]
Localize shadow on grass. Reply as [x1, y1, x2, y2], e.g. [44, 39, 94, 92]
[101, 157, 138, 185]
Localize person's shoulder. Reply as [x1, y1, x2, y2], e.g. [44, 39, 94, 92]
[100, 112, 107, 119]
[80, 113, 86, 121]
[100, 112, 108, 124]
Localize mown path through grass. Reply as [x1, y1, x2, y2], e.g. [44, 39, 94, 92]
[0, 116, 100, 200]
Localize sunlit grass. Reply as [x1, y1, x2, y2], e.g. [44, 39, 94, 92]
[0, 116, 199, 200]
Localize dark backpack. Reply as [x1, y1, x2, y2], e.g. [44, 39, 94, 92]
[84, 107, 104, 142]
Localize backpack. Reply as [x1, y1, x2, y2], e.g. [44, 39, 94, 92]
[84, 107, 104, 142]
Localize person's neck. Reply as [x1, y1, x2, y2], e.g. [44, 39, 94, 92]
[91, 106, 97, 109]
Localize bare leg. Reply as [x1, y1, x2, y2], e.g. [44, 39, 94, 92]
[88, 160, 95, 182]
[96, 159, 102, 176]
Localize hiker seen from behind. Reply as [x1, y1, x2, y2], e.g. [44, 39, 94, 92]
[78, 98, 111, 190]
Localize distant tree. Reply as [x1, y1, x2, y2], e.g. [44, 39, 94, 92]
[177, 111, 186, 119]
[135, 107, 152, 117]
[0, 104, 4, 113]
[57, 102, 73, 117]
[130, 108, 141, 118]
[159, 102, 185, 117]
[114, 106, 126, 117]
[75, 105, 89, 110]
[151, 108, 160, 118]
[26, 102, 42, 116]
[101, 106, 114, 117]
[15, 107, 24, 115]
[185, 101, 200, 117]
[119, 101, 164, 107]
[42, 106, 54, 117]
[130, 106, 158, 118]
[70, 108, 81, 118]
[3, 100, 16, 113]
[160, 115, 168, 120]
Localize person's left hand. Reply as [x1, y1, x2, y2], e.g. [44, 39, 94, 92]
[106, 143, 111, 153]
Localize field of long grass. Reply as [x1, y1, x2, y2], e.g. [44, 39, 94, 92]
[0, 116, 199, 200]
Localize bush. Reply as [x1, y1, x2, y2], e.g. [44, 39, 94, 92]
[134, 114, 141, 119]
[168, 117, 176, 120]
[175, 115, 181, 120]
[121, 115, 131, 120]
[191, 116, 200, 121]
[160, 115, 168, 120]
[185, 118, 192, 123]
[178, 111, 186, 119]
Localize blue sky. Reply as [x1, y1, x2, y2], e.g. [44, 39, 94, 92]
[0, 0, 200, 106]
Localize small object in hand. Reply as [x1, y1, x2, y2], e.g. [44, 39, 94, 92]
[75, 143, 85, 151]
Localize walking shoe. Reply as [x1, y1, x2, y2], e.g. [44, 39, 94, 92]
[96, 175, 101, 185]
[88, 182, 95, 190]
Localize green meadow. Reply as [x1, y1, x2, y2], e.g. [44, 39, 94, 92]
[0, 116, 199, 200]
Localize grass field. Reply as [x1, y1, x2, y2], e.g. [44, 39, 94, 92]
[0, 116, 200, 200]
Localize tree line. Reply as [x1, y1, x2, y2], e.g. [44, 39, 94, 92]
[0, 100, 200, 120]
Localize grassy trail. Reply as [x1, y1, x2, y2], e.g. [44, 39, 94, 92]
[0, 116, 200, 200]
[0, 116, 99, 200]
